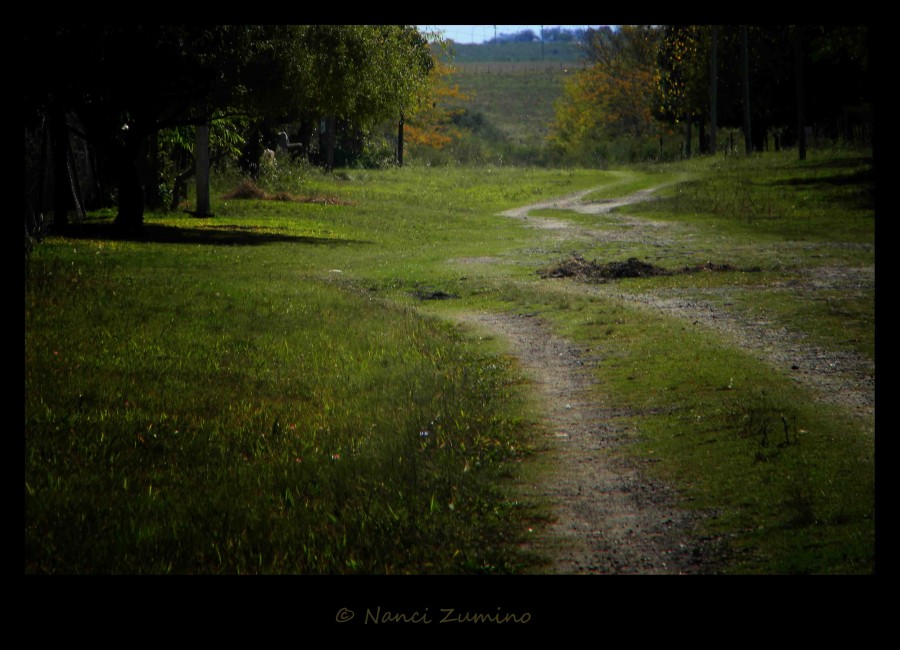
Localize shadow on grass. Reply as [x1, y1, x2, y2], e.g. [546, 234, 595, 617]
[769, 168, 874, 189]
[770, 158, 875, 209]
[779, 155, 872, 172]
[57, 222, 370, 247]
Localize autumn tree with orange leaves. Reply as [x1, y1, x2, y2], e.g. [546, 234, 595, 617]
[550, 26, 667, 163]
[404, 59, 471, 151]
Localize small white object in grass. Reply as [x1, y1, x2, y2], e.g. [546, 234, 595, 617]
[329, 269, 343, 273]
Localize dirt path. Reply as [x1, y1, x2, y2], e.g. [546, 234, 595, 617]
[502, 185, 875, 423]
[499, 186, 665, 220]
[498, 187, 677, 243]
[457, 311, 711, 574]
[452, 184, 873, 574]
[605, 286, 875, 424]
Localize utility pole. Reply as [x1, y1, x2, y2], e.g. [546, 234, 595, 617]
[541, 25, 544, 59]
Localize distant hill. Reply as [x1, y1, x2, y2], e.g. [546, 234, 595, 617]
[447, 64, 580, 149]
[442, 39, 587, 64]
[412, 36, 590, 164]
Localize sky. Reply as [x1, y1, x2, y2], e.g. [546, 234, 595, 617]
[418, 25, 601, 44]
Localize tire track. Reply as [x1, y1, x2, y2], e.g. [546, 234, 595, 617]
[456, 311, 709, 574]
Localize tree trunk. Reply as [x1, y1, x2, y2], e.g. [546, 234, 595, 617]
[296, 119, 315, 160]
[709, 25, 718, 155]
[48, 103, 71, 229]
[238, 120, 266, 178]
[397, 112, 404, 167]
[113, 128, 146, 231]
[145, 131, 162, 210]
[325, 115, 336, 172]
[195, 123, 211, 216]
[684, 114, 692, 159]
[113, 151, 145, 231]
[741, 25, 753, 155]
[170, 152, 195, 212]
[794, 26, 807, 161]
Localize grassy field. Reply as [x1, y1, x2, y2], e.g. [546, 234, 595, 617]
[24, 166, 602, 574]
[410, 54, 581, 165]
[447, 64, 577, 156]
[24, 150, 875, 574]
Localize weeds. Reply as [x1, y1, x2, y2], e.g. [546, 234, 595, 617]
[730, 389, 799, 461]
[223, 179, 351, 205]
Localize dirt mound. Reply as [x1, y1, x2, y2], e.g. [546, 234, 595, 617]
[225, 180, 269, 200]
[224, 180, 353, 205]
[412, 289, 457, 301]
[539, 255, 671, 282]
[540, 255, 754, 283]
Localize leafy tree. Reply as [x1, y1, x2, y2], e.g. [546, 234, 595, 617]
[25, 25, 434, 229]
[404, 60, 471, 150]
[25, 25, 307, 229]
[155, 118, 247, 211]
[652, 25, 870, 157]
[656, 25, 713, 156]
[286, 25, 433, 170]
[802, 25, 870, 144]
[550, 26, 664, 162]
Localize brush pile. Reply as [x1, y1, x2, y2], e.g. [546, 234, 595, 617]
[539, 254, 671, 282]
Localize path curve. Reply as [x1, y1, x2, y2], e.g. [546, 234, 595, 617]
[455, 185, 714, 573]
[499, 186, 664, 219]
[500, 184, 875, 424]
[451, 182, 873, 573]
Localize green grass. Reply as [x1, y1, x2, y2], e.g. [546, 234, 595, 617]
[562, 297, 874, 574]
[631, 154, 875, 245]
[25, 165, 599, 574]
[451, 66, 572, 143]
[25, 243, 544, 574]
[25, 150, 875, 573]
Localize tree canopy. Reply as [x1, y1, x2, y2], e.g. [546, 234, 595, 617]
[25, 25, 434, 229]
[549, 24, 871, 164]
[549, 26, 662, 161]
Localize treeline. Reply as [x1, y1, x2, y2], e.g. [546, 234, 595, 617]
[25, 25, 436, 232]
[24, 25, 873, 232]
[485, 27, 586, 45]
[549, 25, 871, 164]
